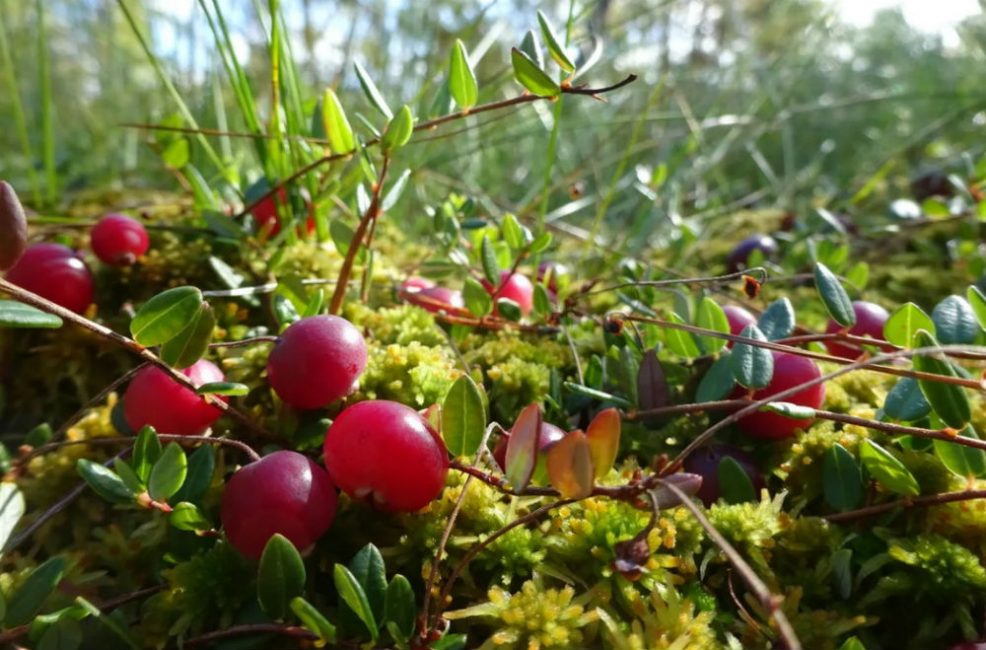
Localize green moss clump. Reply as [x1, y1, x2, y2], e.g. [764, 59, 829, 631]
[357, 340, 461, 408]
[345, 302, 448, 347]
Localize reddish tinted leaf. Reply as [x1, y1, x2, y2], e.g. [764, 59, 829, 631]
[505, 404, 541, 490]
[547, 430, 594, 498]
[585, 408, 620, 479]
[636, 350, 669, 411]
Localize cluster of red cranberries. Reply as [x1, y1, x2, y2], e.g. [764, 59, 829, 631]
[122, 313, 448, 559]
[688, 299, 890, 504]
[4, 213, 149, 313]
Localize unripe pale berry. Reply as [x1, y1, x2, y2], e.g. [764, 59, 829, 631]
[824, 301, 890, 360]
[90, 214, 149, 265]
[736, 351, 825, 440]
[221, 450, 336, 560]
[5, 243, 94, 314]
[483, 271, 534, 316]
[682, 444, 765, 506]
[124, 359, 226, 435]
[266, 315, 367, 410]
[324, 400, 449, 512]
[492, 421, 566, 471]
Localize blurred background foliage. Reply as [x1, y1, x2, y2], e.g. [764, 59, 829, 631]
[0, 0, 984, 242]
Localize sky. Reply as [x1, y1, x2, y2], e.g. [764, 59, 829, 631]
[834, 0, 980, 45]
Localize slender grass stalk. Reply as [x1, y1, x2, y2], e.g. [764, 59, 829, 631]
[115, 0, 229, 183]
[36, 0, 57, 206]
[0, 8, 41, 206]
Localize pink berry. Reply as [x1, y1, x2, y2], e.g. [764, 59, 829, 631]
[404, 285, 467, 315]
[5, 243, 93, 314]
[266, 315, 368, 410]
[492, 421, 566, 471]
[324, 400, 449, 512]
[682, 444, 765, 506]
[736, 351, 825, 440]
[221, 450, 337, 560]
[484, 271, 534, 316]
[124, 359, 226, 435]
[723, 305, 758, 348]
[824, 301, 890, 359]
[399, 277, 435, 294]
[90, 214, 149, 266]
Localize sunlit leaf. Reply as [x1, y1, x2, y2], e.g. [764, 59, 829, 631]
[546, 429, 594, 498]
[585, 408, 620, 479]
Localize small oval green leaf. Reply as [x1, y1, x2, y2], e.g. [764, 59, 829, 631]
[383, 575, 416, 643]
[823, 444, 864, 512]
[171, 445, 215, 505]
[934, 428, 986, 479]
[0, 300, 62, 329]
[931, 295, 979, 344]
[170, 501, 212, 532]
[448, 39, 478, 110]
[510, 48, 561, 97]
[147, 443, 188, 502]
[757, 297, 796, 341]
[912, 330, 971, 430]
[695, 297, 728, 354]
[697, 352, 736, 402]
[884, 303, 935, 348]
[353, 60, 392, 119]
[130, 286, 204, 347]
[6, 556, 66, 626]
[966, 285, 986, 330]
[258, 534, 306, 621]
[717, 457, 755, 504]
[77, 459, 136, 504]
[322, 88, 355, 153]
[381, 105, 413, 151]
[160, 303, 215, 369]
[536, 11, 576, 73]
[814, 263, 856, 327]
[333, 564, 377, 641]
[441, 375, 486, 456]
[195, 381, 249, 396]
[859, 439, 920, 496]
[132, 426, 161, 483]
[349, 543, 387, 623]
[730, 325, 774, 389]
[291, 596, 337, 644]
[665, 312, 702, 358]
[883, 377, 931, 422]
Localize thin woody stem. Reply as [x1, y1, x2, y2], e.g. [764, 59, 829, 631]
[0, 278, 273, 439]
[826, 489, 986, 523]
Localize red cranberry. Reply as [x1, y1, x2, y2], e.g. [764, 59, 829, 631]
[492, 421, 567, 471]
[823, 301, 890, 359]
[723, 305, 758, 348]
[735, 351, 825, 440]
[323, 400, 448, 512]
[726, 234, 778, 272]
[221, 450, 336, 560]
[682, 444, 765, 506]
[404, 285, 467, 315]
[90, 214, 149, 265]
[483, 271, 534, 316]
[124, 359, 226, 435]
[5, 243, 93, 314]
[266, 315, 367, 410]
[251, 188, 315, 236]
[399, 277, 436, 294]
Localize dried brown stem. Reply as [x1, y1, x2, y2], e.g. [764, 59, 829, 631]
[182, 623, 317, 648]
[825, 489, 986, 523]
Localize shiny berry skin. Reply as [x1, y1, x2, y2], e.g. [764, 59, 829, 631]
[5, 243, 94, 314]
[726, 234, 778, 272]
[90, 214, 149, 265]
[484, 271, 534, 316]
[824, 301, 890, 360]
[736, 351, 825, 440]
[405, 285, 467, 315]
[124, 359, 226, 435]
[252, 188, 315, 236]
[723, 305, 758, 347]
[221, 450, 337, 560]
[324, 400, 449, 512]
[399, 277, 435, 294]
[492, 421, 566, 471]
[266, 315, 367, 410]
[682, 444, 765, 506]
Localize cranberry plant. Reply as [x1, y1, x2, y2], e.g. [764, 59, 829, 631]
[1, 4, 986, 650]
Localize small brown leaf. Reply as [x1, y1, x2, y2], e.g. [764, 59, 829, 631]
[546, 429, 594, 498]
[505, 404, 541, 491]
[0, 181, 28, 271]
[585, 408, 620, 479]
[636, 350, 670, 411]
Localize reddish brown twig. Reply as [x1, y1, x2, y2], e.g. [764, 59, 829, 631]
[826, 489, 986, 523]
